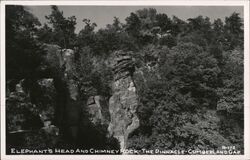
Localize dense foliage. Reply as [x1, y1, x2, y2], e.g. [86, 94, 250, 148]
[6, 5, 244, 153]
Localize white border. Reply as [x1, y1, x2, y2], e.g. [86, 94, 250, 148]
[0, 1, 249, 160]
[0, 0, 248, 6]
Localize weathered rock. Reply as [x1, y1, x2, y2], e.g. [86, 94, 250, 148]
[43, 45, 81, 142]
[60, 49, 79, 100]
[43, 44, 62, 70]
[87, 96, 110, 126]
[61, 49, 75, 73]
[36, 78, 56, 126]
[108, 50, 140, 150]
[15, 79, 25, 93]
[41, 125, 59, 136]
[7, 80, 34, 132]
[7, 78, 57, 133]
[44, 44, 79, 100]
[112, 51, 135, 81]
[37, 78, 53, 88]
[8, 79, 26, 101]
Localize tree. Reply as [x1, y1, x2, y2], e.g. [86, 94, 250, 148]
[45, 5, 77, 48]
[216, 48, 244, 150]
[6, 6, 60, 150]
[6, 6, 244, 152]
[128, 42, 227, 150]
[125, 12, 141, 40]
[211, 19, 225, 47]
[136, 8, 157, 30]
[125, 8, 176, 46]
[93, 17, 136, 55]
[187, 16, 211, 32]
[186, 16, 213, 45]
[225, 12, 243, 35]
[171, 15, 188, 36]
[213, 18, 224, 33]
[37, 23, 54, 44]
[224, 12, 243, 50]
[155, 13, 172, 33]
[77, 19, 97, 48]
[6, 5, 45, 84]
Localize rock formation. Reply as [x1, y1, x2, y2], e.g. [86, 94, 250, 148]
[60, 49, 79, 100]
[54, 48, 82, 144]
[6, 78, 60, 152]
[41, 45, 82, 145]
[7, 45, 140, 150]
[87, 96, 110, 126]
[44, 45, 79, 100]
[108, 50, 140, 150]
[7, 78, 57, 132]
[36, 78, 56, 127]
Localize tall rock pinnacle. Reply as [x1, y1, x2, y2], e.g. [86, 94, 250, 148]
[108, 50, 140, 150]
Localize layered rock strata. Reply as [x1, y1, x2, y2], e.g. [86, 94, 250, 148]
[108, 51, 140, 150]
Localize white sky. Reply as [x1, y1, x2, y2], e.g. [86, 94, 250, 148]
[27, 6, 243, 33]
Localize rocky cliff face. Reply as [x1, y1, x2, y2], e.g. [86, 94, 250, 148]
[7, 45, 140, 150]
[6, 78, 60, 151]
[108, 51, 140, 150]
[87, 96, 110, 126]
[44, 46, 140, 149]
[44, 45, 82, 145]
[44, 45, 79, 100]
[6, 78, 57, 132]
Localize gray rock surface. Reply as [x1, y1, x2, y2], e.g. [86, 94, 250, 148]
[36, 78, 56, 128]
[45, 45, 79, 99]
[87, 96, 110, 126]
[108, 50, 140, 150]
[7, 78, 57, 134]
[60, 48, 79, 100]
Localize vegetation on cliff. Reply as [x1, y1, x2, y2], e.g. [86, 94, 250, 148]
[6, 5, 244, 153]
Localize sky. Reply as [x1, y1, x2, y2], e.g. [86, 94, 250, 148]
[27, 6, 243, 33]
